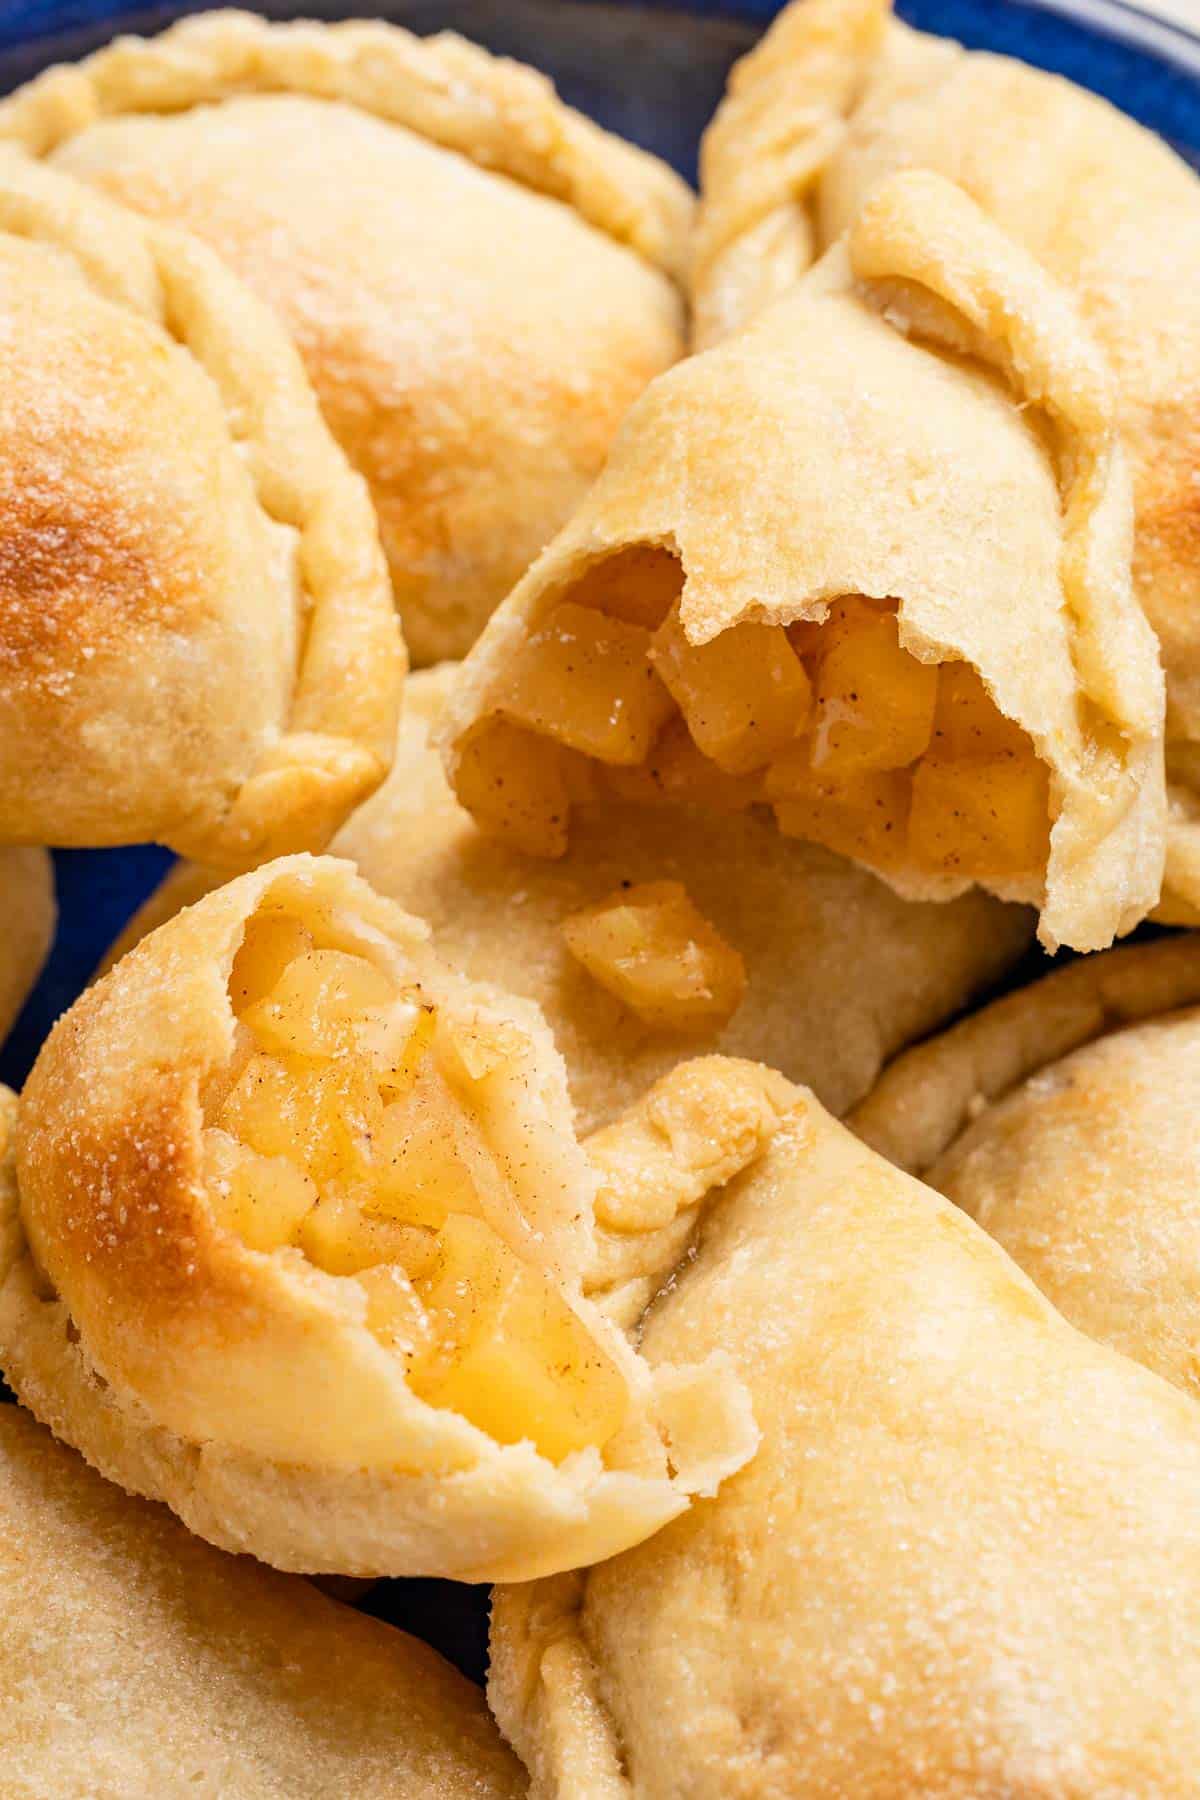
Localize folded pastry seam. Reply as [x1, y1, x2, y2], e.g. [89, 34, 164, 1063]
[0, 7, 694, 280]
[0, 857, 771, 1580]
[0, 145, 401, 866]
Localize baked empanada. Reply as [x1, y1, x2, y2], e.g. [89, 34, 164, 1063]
[0, 856, 755, 1580]
[106, 667, 1032, 1133]
[0, 1399, 522, 1797]
[0, 146, 399, 866]
[442, 172, 1164, 952]
[0, 849, 54, 1044]
[0, 9, 690, 665]
[852, 935, 1200, 1397]
[695, 0, 1200, 916]
[492, 1071, 1200, 1798]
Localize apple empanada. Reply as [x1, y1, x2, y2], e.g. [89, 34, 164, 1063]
[0, 849, 54, 1044]
[0, 9, 690, 666]
[442, 172, 1164, 952]
[0, 1401, 522, 1797]
[694, 0, 1200, 917]
[852, 935, 1200, 1397]
[0, 146, 399, 866]
[0, 856, 755, 1580]
[104, 666, 1033, 1133]
[492, 1070, 1200, 1798]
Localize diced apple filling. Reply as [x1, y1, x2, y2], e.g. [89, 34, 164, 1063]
[562, 880, 746, 1031]
[462, 583, 1051, 886]
[201, 911, 626, 1460]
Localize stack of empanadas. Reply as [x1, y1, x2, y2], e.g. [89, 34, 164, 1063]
[4, 2, 1200, 1792]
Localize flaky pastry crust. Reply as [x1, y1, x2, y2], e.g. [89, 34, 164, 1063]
[851, 934, 1200, 1395]
[0, 849, 54, 1043]
[105, 667, 1032, 1132]
[492, 1091, 1200, 1798]
[442, 173, 1164, 951]
[0, 1400, 524, 1799]
[0, 10, 690, 665]
[1, 857, 758, 1580]
[0, 147, 399, 865]
[695, 0, 1200, 918]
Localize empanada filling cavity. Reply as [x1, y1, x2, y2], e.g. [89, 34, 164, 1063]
[461, 556, 1052, 884]
[201, 908, 627, 1462]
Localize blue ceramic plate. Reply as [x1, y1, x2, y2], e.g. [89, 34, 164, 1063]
[1, 0, 1198, 1682]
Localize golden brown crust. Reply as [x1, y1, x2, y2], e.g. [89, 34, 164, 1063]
[103, 667, 1034, 1133]
[0, 849, 54, 1043]
[4, 857, 759, 1579]
[850, 935, 1200, 1395]
[0, 8, 692, 278]
[492, 1097, 1200, 1797]
[0, 147, 400, 864]
[442, 173, 1164, 952]
[699, 0, 1200, 915]
[0, 1403, 525, 1799]
[0, 11, 690, 666]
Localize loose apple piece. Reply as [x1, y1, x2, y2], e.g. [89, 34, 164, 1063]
[454, 720, 571, 857]
[931, 663, 1031, 759]
[356, 1262, 434, 1369]
[229, 911, 315, 1016]
[650, 604, 811, 773]
[412, 1214, 628, 1461]
[364, 1001, 436, 1096]
[298, 1190, 439, 1278]
[498, 602, 674, 765]
[204, 1129, 317, 1253]
[810, 605, 937, 775]
[370, 1063, 488, 1230]
[218, 1051, 382, 1198]
[562, 879, 746, 1032]
[769, 752, 912, 868]
[568, 545, 684, 630]
[240, 948, 397, 1060]
[787, 595, 889, 666]
[909, 753, 1052, 878]
[602, 717, 764, 813]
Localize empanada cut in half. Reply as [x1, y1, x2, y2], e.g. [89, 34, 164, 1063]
[852, 934, 1200, 1399]
[0, 857, 755, 1580]
[0, 1397, 523, 1798]
[694, 0, 1200, 918]
[442, 173, 1165, 953]
[0, 8, 691, 666]
[0, 147, 399, 866]
[107, 667, 1033, 1134]
[0, 850, 54, 1044]
[492, 1079, 1200, 1799]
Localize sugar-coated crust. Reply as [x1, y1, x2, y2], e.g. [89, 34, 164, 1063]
[442, 173, 1164, 952]
[101, 667, 1034, 1133]
[0, 1403, 525, 1799]
[0, 8, 692, 279]
[2, 858, 759, 1579]
[697, 0, 1200, 917]
[0, 147, 399, 865]
[491, 1095, 1200, 1797]
[0, 12, 689, 667]
[850, 934, 1200, 1395]
[0, 849, 54, 1043]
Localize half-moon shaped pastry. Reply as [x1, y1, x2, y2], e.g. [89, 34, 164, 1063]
[0, 850, 54, 1044]
[0, 857, 755, 1580]
[492, 1072, 1200, 1798]
[0, 146, 399, 866]
[0, 9, 690, 666]
[0, 1399, 523, 1797]
[106, 667, 1033, 1133]
[694, 0, 1200, 917]
[442, 172, 1165, 952]
[851, 935, 1200, 1397]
